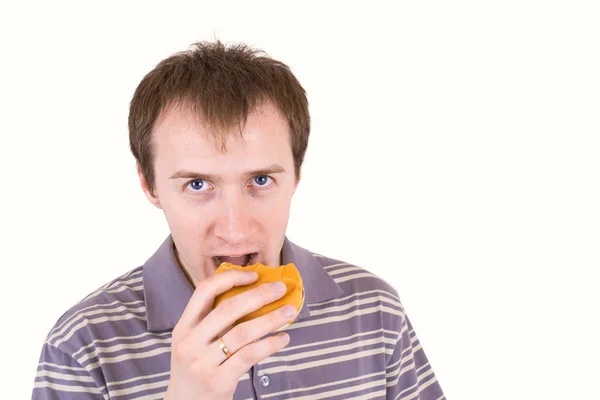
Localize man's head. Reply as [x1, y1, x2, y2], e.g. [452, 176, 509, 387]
[128, 41, 310, 283]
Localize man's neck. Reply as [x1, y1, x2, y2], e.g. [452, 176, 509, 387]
[172, 243, 204, 287]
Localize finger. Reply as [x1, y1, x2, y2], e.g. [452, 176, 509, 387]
[222, 332, 291, 378]
[177, 269, 259, 332]
[199, 281, 288, 343]
[207, 304, 297, 365]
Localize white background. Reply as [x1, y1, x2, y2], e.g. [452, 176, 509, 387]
[1, 1, 599, 398]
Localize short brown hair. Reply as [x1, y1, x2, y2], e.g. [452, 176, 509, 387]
[128, 41, 310, 196]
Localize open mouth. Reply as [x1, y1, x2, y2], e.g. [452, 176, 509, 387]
[213, 253, 258, 268]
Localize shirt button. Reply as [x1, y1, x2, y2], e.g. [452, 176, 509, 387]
[260, 375, 271, 387]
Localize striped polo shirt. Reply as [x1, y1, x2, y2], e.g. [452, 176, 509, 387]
[33, 235, 445, 399]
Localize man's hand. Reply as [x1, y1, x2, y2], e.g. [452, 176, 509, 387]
[164, 269, 296, 400]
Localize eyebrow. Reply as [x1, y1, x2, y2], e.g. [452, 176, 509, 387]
[169, 164, 287, 181]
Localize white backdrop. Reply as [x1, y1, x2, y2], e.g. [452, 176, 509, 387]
[1, 1, 599, 398]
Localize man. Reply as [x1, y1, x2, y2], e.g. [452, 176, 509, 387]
[33, 41, 445, 400]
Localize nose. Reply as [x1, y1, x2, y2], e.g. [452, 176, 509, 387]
[212, 190, 257, 246]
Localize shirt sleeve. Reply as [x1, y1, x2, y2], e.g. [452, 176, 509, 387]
[32, 342, 106, 400]
[385, 313, 445, 400]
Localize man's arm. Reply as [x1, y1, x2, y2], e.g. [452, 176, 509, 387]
[385, 312, 445, 400]
[32, 342, 106, 400]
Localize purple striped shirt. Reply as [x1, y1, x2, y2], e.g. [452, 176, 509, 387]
[33, 235, 445, 399]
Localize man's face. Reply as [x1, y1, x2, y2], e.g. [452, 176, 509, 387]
[139, 101, 299, 283]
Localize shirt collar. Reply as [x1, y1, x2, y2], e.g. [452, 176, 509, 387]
[143, 235, 344, 332]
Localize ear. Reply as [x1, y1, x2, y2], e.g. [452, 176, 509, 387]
[137, 164, 162, 209]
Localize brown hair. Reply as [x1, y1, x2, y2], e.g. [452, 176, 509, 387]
[128, 41, 310, 196]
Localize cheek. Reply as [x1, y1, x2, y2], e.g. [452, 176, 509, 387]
[160, 195, 207, 233]
[260, 192, 293, 230]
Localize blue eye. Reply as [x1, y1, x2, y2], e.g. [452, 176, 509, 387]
[253, 175, 272, 187]
[187, 179, 208, 192]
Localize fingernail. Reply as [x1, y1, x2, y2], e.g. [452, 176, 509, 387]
[279, 332, 290, 344]
[281, 305, 297, 318]
[269, 281, 286, 294]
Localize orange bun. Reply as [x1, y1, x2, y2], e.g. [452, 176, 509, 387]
[212, 262, 304, 328]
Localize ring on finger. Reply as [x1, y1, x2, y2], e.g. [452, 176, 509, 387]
[217, 336, 233, 358]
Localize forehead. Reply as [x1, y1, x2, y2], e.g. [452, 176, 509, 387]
[152, 102, 293, 173]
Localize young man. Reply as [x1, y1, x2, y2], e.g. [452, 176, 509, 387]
[33, 41, 445, 400]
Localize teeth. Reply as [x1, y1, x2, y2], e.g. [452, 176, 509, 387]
[213, 254, 256, 267]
